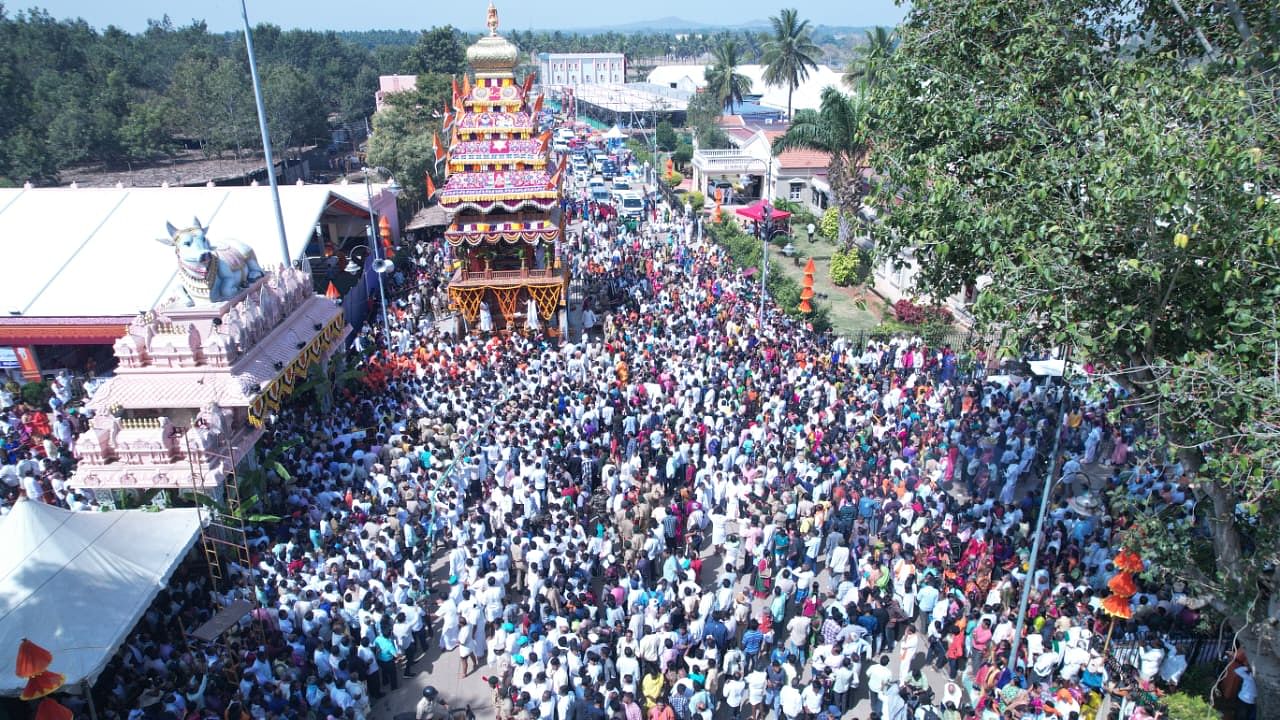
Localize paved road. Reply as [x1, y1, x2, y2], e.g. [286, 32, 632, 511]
[371, 544, 962, 720]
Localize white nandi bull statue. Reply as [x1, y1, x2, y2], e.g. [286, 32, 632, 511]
[158, 218, 264, 305]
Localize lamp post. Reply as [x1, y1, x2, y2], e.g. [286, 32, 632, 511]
[362, 167, 401, 348]
[1008, 350, 1074, 673]
[758, 201, 772, 328]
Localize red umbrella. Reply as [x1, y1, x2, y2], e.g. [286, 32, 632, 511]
[1113, 549, 1144, 573]
[1108, 571, 1138, 597]
[1101, 594, 1133, 619]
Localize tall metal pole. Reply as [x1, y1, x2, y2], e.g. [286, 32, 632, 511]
[758, 160, 771, 328]
[363, 173, 393, 348]
[1008, 348, 1073, 672]
[239, 0, 290, 265]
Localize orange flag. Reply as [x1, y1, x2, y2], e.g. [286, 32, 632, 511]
[451, 76, 460, 103]
[425, 173, 437, 199]
[537, 129, 552, 150]
[442, 100, 454, 130]
[545, 157, 565, 189]
[521, 72, 534, 98]
[533, 94, 544, 115]
[433, 133, 446, 164]
[462, 74, 472, 97]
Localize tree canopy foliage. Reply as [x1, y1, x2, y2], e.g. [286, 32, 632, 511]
[772, 87, 870, 246]
[761, 8, 821, 120]
[705, 39, 753, 111]
[868, 0, 1280, 696]
[0, 8, 390, 184]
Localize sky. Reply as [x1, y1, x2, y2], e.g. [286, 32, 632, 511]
[5, 0, 908, 34]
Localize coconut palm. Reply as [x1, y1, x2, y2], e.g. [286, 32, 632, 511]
[761, 9, 821, 120]
[772, 87, 871, 246]
[844, 26, 896, 90]
[705, 39, 753, 112]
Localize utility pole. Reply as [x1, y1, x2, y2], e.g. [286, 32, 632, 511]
[1008, 348, 1073, 672]
[240, 0, 289, 265]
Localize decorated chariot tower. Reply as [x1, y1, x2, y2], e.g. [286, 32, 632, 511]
[440, 3, 567, 332]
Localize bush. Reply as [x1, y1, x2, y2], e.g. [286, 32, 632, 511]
[686, 191, 706, 213]
[793, 210, 819, 234]
[673, 142, 693, 167]
[893, 298, 954, 326]
[664, 171, 684, 189]
[706, 221, 832, 332]
[21, 381, 51, 408]
[773, 198, 802, 214]
[1161, 691, 1217, 720]
[819, 207, 840, 240]
[829, 249, 862, 286]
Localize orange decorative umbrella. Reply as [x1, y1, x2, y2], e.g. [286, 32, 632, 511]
[1113, 549, 1144, 573]
[15, 638, 52, 678]
[379, 216, 395, 258]
[804, 258, 816, 274]
[33, 698, 73, 720]
[1108, 571, 1138, 597]
[20, 670, 65, 701]
[1101, 593, 1133, 619]
[324, 282, 341, 300]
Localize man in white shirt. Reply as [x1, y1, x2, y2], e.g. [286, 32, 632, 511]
[831, 657, 857, 713]
[721, 673, 747, 720]
[745, 668, 767, 716]
[1235, 665, 1257, 720]
[866, 655, 895, 715]
[778, 678, 804, 720]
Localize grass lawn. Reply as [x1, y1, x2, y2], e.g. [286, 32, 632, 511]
[772, 229, 885, 335]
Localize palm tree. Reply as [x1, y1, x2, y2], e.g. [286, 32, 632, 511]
[705, 39, 753, 112]
[772, 87, 871, 247]
[761, 8, 821, 120]
[844, 26, 896, 90]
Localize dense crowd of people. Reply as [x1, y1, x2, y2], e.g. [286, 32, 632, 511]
[14, 183, 1233, 720]
[0, 370, 91, 513]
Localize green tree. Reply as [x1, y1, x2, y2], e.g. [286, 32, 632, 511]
[403, 25, 467, 76]
[263, 63, 329, 156]
[673, 141, 693, 167]
[366, 73, 452, 206]
[704, 39, 753, 112]
[119, 97, 174, 160]
[843, 26, 896, 91]
[655, 120, 677, 152]
[868, 0, 1280, 699]
[771, 88, 870, 247]
[761, 8, 820, 120]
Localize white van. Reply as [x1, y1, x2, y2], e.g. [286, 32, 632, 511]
[619, 191, 645, 219]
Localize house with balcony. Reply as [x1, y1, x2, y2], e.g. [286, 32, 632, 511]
[691, 121, 830, 217]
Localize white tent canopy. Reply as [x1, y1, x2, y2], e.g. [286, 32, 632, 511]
[604, 125, 626, 139]
[0, 500, 203, 694]
[0, 185, 380, 318]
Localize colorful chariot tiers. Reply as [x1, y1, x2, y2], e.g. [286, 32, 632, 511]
[440, 3, 567, 334]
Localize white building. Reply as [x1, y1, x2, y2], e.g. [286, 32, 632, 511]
[537, 52, 626, 86]
[647, 64, 848, 114]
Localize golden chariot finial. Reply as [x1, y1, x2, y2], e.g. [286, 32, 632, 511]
[487, 1, 500, 37]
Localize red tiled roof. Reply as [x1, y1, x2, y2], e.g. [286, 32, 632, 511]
[777, 148, 831, 170]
